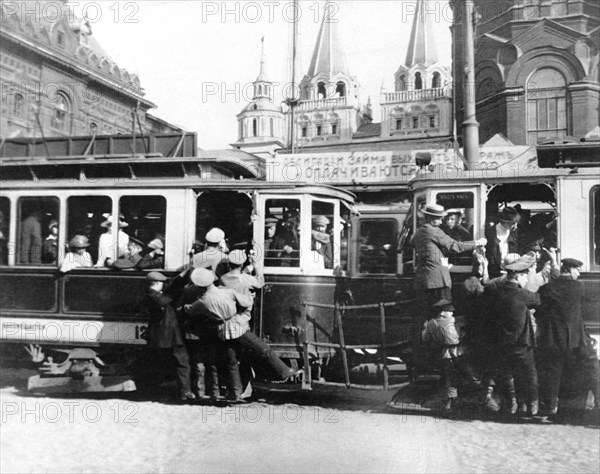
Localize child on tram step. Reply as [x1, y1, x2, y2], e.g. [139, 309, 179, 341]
[421, 299, 460, 412]
[137, 271, 195, 402]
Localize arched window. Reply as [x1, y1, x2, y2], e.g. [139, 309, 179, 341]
[317, 82, 327, 99]
[252, 118, 258, 137]
[414, 72, 423, 90]
[258, 85, 263, 96]
[526, 68, 567, 144]
[432, 72, 441, 89]
[252, 103, 258, 111]
[336, 82, 346, 97]
[269, 117, 274, 137]
[89, 122, 98, 135]
[51, 92, 70, 131]
[398, 75, 406, 91]
[13, 93, 24, 118]
[239, 120, 244, 139]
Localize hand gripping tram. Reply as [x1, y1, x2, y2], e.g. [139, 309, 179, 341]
[0, 133, 363, 392]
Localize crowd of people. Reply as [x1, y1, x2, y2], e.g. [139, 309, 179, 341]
[136, 226, 303, 403]
[412, 203, 599, 419]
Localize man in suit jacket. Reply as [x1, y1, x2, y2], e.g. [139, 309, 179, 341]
[412, 204, 486, 330]
[536, 258, 599, 415]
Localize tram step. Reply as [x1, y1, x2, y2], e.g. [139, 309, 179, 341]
[27, 375, 136, 393]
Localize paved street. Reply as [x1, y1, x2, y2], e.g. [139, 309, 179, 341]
[1, 369, 598, 473]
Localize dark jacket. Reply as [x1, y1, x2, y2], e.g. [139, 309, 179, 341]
[486, 280, 540, 346]
[140, 289, 184, 348]
[485, 224, 520, 277]
[413, 223, 477, 290]
[536, 276, 589, 350]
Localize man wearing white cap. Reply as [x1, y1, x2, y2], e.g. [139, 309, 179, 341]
[137, 236, 165, 270]
[192, 227, 228, 273]
[413, 203, 486, 326]
[95, 214, 130, 267]
[59, 235, 94, 273]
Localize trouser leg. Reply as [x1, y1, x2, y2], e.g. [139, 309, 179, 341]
[172, 344, 192, 395]
[186, 340, 207, 397]
[237, 330, 292, 380]
[440, 359, 458, 399]
[512, 346, 538, 404]
[222, 340, 243, 399]
[204, 337, 222, 398]
[537, 348, 563, 411]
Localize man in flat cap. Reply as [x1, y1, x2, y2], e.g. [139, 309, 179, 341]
[311, 215, 333, 269]
[138, 271, 194, 401]
[263, 217, 278, 266]
[110, 235, 145, 270]
[485, 260, 541, 416]
[536, 258, 599, 416]
[422, 299, 460, 411]
[137, 236, 165, 270]
[413, 203, 486, 331]
[485, 206, 521, 278]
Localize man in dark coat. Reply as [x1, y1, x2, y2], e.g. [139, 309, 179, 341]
[139, 271, 194, 401]
[412, 204, 486, 333]
[485, 207, 520, 278]
[536, 258, 599, 415]
[486, 260, 541, 416]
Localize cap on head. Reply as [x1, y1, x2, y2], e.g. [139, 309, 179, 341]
[445, 208, 463, 217]
[561, 258, 583, 271]
[190, 268, 215, 287]
[148, 238, 164, 250]
[69, 235, 89, 249]
[228, 249, 247, 266]
[505, 260, 532, 273]
[497, 207, 519, 224]
[312, 215, 330, 227]
[48, 219, 58, 231]
[205, 227, 225, 244]
[265, 217, 278, 228]
[422, 204, 446, 218]
[433, 299, 455, 312]
[147, 271, 168, 282]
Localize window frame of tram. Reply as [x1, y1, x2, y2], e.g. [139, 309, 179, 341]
[16, 196, 60, 266]
[435, 191, 475, 268]
[116, 195, 168, 270]
[591, 185, 600, 270]
[263, 197, 302, 269]
[357, 218, 398, 275]
[310, 200, 336, 272]
[0, 197, 10, 266]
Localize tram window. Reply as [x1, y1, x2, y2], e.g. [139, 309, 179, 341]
[67, 196, 112, 266]
[437, 192, 474, 266]
[17, 197, 59, 265]
[264, 199, 301, 267]
[195, 192, 253, 251]
[359, 219, 397, 274]
[311, 201, 334, 270]
[339, 205, 351, 273]
[0, 197, 10, 266]
[591, 186, 600, 267]
[117, 196, 167, 269]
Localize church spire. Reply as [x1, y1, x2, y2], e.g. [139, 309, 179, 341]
[306, 0, 350, 78]
[256, 36, 268, 82]
[404, 0, 439, 68]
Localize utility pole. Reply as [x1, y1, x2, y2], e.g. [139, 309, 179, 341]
[462, 0, 479, 168]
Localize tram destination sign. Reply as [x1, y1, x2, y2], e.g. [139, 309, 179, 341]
[269, 146, 536, 185]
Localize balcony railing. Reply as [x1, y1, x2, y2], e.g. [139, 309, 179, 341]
[381, 87, 451, 104]
[296, 96, 348, 111]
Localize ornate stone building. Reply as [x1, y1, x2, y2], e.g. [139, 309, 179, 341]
[451, 0, 599, 145]
[0, 0, 181, 141]
[233, 0, 454, 155]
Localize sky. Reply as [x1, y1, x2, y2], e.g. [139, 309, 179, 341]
[79, 1, 452, 150]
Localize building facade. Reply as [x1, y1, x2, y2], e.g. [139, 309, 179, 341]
[451, 0, 600, 145]
[0, 0, 181, 140]
[233, 0, 453, 156]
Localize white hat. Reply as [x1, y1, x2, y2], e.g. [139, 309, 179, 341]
[205, 227, 225, 244]
[100, 214, 128, 228]
[190, 268, 215, 287]
[228, 250, 247, 266]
